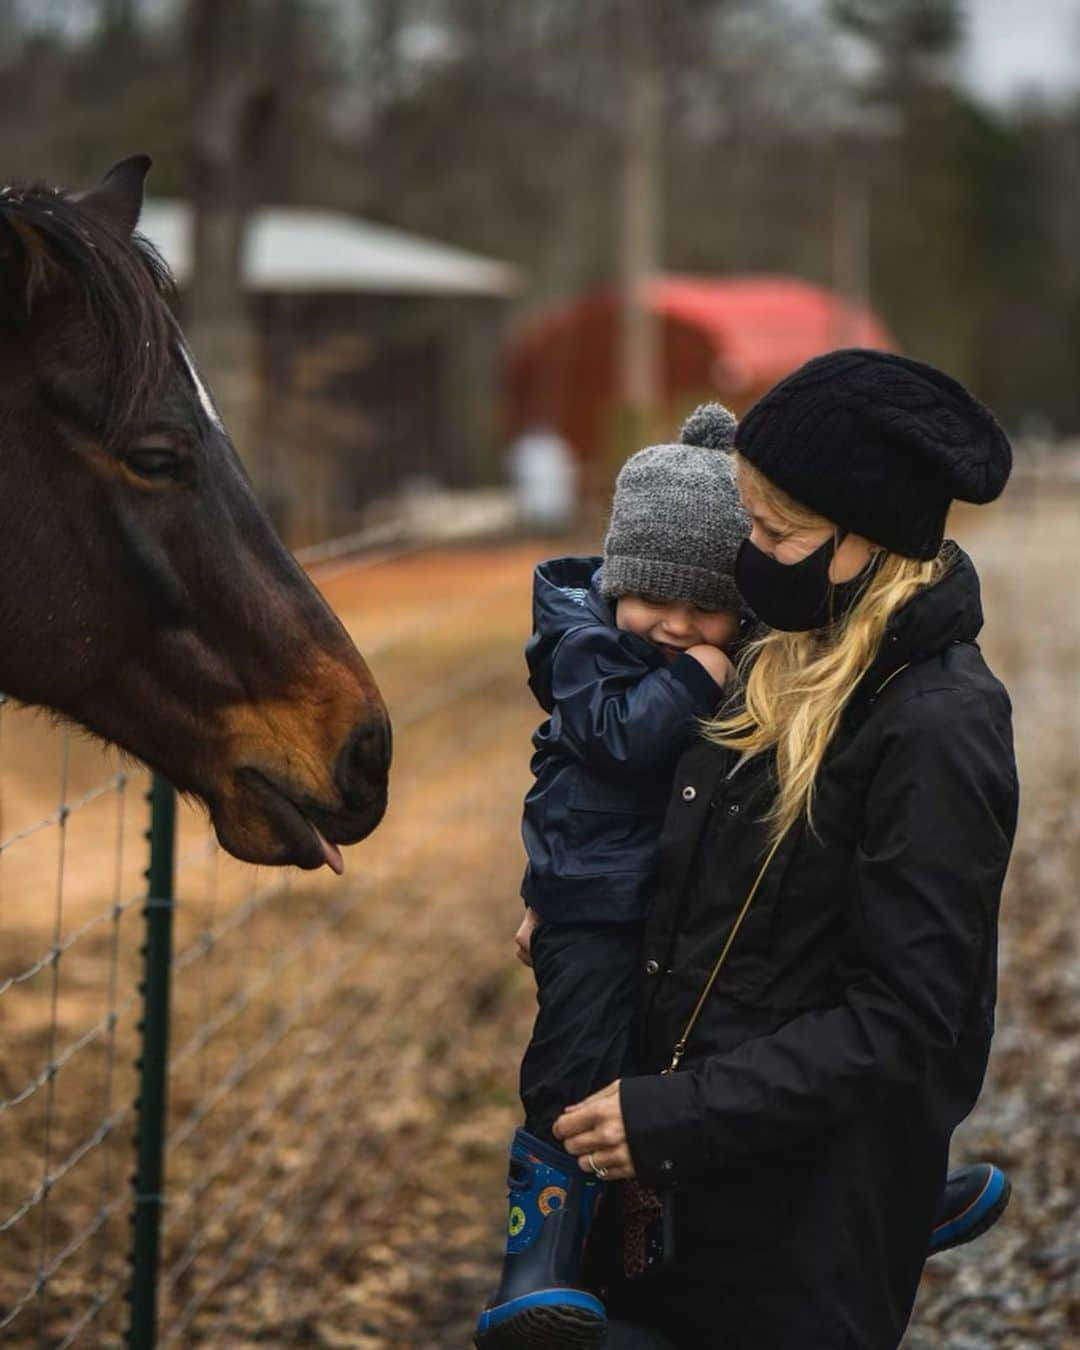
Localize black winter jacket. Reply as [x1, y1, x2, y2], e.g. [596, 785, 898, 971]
[521, 557, 723, 924]
[613, 546, 1018, 1349]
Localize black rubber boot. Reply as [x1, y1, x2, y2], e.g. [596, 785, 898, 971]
[475, 1128, 607, 1349]
[929, 1163, 1011, 1255]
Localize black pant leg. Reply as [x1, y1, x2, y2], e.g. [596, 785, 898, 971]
[605, 1322, 678, 1349]
[520, 920, 643, 1144]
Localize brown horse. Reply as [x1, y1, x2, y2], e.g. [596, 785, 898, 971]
[0, 156, 389, 871]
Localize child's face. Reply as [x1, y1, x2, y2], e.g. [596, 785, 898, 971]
[615, 594, 741, 661]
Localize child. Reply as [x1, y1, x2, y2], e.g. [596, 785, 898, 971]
[474, 405, 1011, 1350]
[474, 404, 748, 1350]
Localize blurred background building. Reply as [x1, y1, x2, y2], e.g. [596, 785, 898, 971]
[3, 0, 1079, 535]
[140, 197, 520, 543]
[504, 277, 893, 498]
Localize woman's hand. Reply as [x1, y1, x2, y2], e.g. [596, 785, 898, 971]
[553, 1080, 636, 1181]
[514, 907, 541, 967]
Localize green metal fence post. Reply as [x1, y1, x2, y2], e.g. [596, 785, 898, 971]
[127, 774, 177, 1350]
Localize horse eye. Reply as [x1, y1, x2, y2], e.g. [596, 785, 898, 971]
[123, 446, 183, 480]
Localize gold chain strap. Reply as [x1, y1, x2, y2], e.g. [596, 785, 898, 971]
[662, 830, 786, 1074]
[661, 660, 912, 1076]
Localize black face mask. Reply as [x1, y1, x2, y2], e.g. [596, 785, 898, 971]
[735, 531, 876, 632]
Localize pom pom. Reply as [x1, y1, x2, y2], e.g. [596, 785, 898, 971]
[680, 402, 737, 451]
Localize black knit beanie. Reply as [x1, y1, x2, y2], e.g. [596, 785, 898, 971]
[733, 349, 1012, 560]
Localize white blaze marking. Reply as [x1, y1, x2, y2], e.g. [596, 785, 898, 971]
[178, 341, 225, 432]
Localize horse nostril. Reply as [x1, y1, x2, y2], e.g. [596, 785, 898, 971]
[334, 715, 391, 808]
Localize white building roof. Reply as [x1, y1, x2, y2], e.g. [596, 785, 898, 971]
[138, 199, 522, 298]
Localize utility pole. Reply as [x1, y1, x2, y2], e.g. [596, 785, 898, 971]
[0, 0, 19, 56]
[185, 0, 300, 463]
[829, 132, 870, 346]
[619, 0, 663, 445]
[100, 0, 135, 29]
[185, 0, 259, 459]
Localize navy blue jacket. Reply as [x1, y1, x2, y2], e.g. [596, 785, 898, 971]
[520, 557, 724, 924]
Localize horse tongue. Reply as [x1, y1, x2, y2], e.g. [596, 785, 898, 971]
[311, 824, 344, 875]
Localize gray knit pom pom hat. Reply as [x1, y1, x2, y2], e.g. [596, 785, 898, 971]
[601, 403, 749, 611]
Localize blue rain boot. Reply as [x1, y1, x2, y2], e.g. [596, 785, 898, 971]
[475, 1128, 607, 1349]
[929, 1163, 1011, 1255]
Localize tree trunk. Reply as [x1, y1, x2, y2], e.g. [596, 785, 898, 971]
[184, 0, 266, 461]
[619, 0, 663, 435]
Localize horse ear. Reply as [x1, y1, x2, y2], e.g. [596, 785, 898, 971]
[77, 154, 152, 237]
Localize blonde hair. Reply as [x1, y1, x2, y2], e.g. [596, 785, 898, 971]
[706, 457, 949, 843]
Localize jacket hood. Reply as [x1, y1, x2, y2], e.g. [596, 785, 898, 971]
[527, 555, 615, 711]
[883, 543, 982, 662]
[855, 543, 984, 707]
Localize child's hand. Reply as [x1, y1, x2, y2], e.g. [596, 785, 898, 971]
[514, 907, 541, 967]
[686, 643, 736, 689]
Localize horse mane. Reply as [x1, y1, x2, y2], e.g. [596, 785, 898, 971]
[0, 181, 177, 446]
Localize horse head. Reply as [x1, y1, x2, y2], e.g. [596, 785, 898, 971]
[0, 156, 389, 872]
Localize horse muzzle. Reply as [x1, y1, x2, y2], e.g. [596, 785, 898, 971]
[218, 712, 391, 871]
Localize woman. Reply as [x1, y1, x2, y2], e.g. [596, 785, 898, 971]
[554, 349, 1019, 1349]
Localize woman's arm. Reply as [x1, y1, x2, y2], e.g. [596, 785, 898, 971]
[617, 687, 1018, 1186]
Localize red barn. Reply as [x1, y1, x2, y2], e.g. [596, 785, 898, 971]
[505, 275, 894, 493]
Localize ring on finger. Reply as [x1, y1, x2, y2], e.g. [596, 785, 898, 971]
[587, 1153, 609, 1180]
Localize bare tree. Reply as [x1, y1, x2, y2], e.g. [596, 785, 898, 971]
[184, 0, 304, 457]
[619, 0, 664, 429]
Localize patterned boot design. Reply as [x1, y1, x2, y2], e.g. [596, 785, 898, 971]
[474, 1128, 607, 1350]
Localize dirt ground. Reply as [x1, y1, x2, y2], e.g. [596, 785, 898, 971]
[1, 495, 1076, 1348]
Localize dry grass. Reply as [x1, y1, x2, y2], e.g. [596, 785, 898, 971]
[0, 502, 1076, 1348]
[0, 538, 544, 1349]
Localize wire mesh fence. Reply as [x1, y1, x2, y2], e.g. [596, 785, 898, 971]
[0, 536, 540, 1347]
[0, 693, 150, 1346]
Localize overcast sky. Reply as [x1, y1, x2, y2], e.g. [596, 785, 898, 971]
[962, 0, 1080, 104]
[14, 0, 1080, 109]
[786, 0, 1080, 106]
